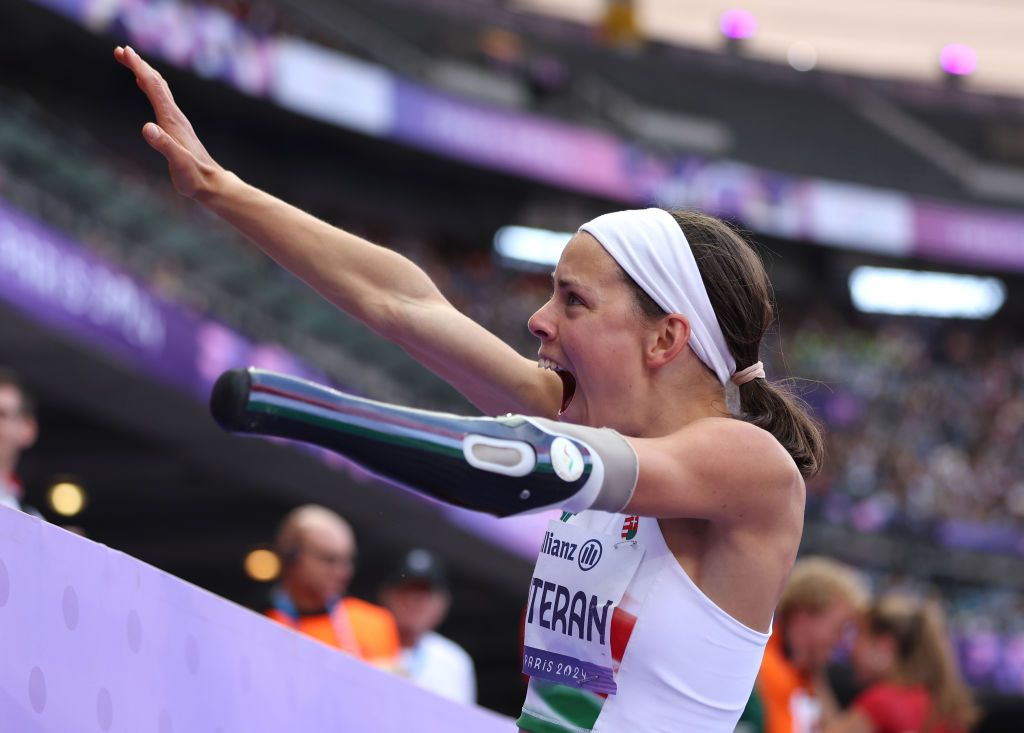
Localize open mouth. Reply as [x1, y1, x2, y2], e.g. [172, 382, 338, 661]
[538, 358, 577, 416]
[557, 371, 577, 416]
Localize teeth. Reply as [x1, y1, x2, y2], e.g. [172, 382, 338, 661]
[538, 358, 563, 372]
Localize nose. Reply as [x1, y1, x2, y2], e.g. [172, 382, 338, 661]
[528, 299, 556, 342]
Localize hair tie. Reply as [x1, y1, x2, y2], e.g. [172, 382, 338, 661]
[731, 361, 765, 386]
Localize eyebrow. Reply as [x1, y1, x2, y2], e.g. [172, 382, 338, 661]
[550, 273, 582, 290]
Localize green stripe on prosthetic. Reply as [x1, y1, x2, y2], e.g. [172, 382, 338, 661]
[528, 680, 604, 731]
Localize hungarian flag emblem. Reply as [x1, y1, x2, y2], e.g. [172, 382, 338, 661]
[621, 515, 639, 540]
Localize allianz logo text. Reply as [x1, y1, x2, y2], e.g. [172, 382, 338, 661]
[541, 532, 603, 571]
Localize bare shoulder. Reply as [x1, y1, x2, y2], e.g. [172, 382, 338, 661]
[627, 416, 805, 522]
[679, 417, 806, 528]
[686, 417, 800, 479]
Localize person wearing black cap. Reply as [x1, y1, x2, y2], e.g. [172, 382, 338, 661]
[379, 549, 477, 705]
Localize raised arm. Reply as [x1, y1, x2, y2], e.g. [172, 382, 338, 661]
[113, 46, 561, 417]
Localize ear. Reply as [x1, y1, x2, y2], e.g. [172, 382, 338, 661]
[644, 314, 690, 369]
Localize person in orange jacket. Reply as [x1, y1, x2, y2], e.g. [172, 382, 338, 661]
[265, 505, 399, 666]
[755, 557, 868, 733]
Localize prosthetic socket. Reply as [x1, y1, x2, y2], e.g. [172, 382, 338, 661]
[211, 368, 638, 517]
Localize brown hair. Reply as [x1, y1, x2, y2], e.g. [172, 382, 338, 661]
[776, 556, 868, 621]
[865, 595, 980, 731]
[621, 209, 824, 478]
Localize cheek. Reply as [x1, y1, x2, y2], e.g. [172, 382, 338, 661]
[573, 329, 642, 375]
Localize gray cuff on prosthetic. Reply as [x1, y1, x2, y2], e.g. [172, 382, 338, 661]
[525, 418, 639, 514]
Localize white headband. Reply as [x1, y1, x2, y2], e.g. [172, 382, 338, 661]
[579, 208, 738, 386]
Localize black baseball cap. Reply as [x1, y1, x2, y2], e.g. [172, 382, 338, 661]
[387, 548, 448, 590]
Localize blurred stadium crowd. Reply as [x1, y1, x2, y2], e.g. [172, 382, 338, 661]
[2, 0, 1024, 726]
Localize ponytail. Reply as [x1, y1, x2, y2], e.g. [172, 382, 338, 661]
[912, 600, 980, 731]
[737, 377, 823, 479]
[663, 210, 824, 478]
[867, 596, 980, 731]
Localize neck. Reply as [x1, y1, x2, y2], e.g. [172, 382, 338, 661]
[399, 629, 424, 649]
[631, 363, 729, 438]
[879, 667, 905, 685]
[282, 582, 333, 614]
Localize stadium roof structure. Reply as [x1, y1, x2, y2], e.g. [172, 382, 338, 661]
[515, 0, 1024, 98]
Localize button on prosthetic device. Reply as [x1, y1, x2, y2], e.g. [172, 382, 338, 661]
[211, 368, 639, 517]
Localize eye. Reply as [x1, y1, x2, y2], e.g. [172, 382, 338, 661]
[566, 292, 584, 306]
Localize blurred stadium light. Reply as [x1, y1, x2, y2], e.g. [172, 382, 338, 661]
[719, 9, 757, 40]
[47, 480, 86, 517]
[515, 0, 1024, 95]
[493, 225, 572, 271]
[940, 43, 979, 77]
[849, 266, 1006, 319]
[786, 41, 817, 72]
[244, 548, 282, 582]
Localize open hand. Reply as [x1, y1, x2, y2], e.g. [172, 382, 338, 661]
[114, 45, 224, 198]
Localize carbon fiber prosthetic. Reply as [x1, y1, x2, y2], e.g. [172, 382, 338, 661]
[210, 368, 638, 517]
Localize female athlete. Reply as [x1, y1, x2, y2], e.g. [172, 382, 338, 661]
[116, 45, 820, 733]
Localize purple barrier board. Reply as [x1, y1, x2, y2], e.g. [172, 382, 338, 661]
[0, 506, 514, 731]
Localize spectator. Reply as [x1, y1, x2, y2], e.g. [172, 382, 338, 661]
[825, 595, 979, 733]
[265, 504, 400, 667]
[379, 549, 476, 705]
[0, 368, 39, 516]
[752, 557, 868, 733]
[788, 316, 1024, 537]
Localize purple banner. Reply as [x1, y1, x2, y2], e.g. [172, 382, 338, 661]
[392, 80, 634, 202]
[29, 0, 90, 16]
[937, 519, 1024, 556]
[522, 645, 617, 695]
[82, 0, 275, 96]
[0, 199, 199, 393]
[28, 0, 1024, 273]
[914, 200, 1024, 272]
[0, 198, 325, 401]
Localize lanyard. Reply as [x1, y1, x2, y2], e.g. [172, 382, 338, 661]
[270, 587, 362, 657]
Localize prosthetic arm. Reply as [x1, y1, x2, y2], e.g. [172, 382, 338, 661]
[210, 368, 638, 517]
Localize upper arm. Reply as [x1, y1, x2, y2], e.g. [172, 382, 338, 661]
[623, 418, 803, 523]
[389, 297, 563, 417]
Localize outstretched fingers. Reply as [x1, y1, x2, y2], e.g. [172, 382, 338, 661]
[115, 46, 181, 128]
[142, 122, 181, 159]
[115, 44, 221, 197]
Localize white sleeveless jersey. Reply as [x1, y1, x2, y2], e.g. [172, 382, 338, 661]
[518, 511, 770, 733]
